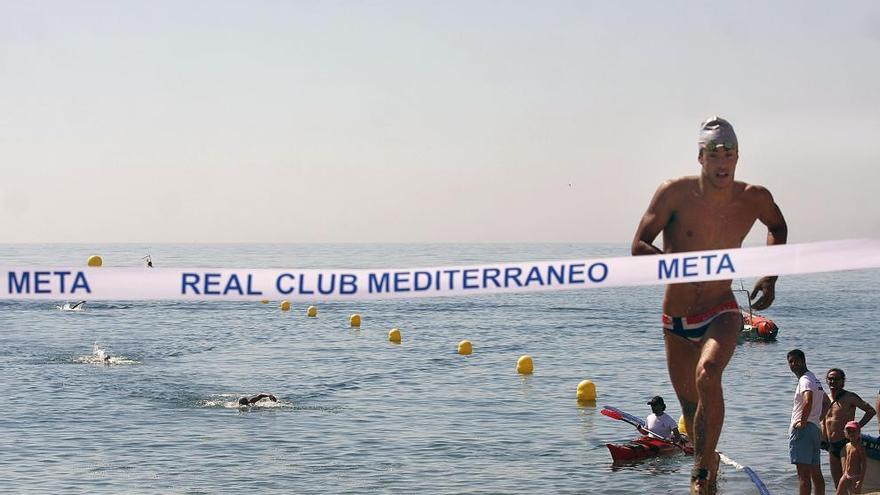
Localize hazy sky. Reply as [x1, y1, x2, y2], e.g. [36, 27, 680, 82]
[2, 1, 878, 243]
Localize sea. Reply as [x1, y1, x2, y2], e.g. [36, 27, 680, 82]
[1, 243, 877, 494]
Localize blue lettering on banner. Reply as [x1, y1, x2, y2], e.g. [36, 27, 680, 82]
[34, 271, 51, 293]
[683, 257, 698, 277]
[504, 267, 523, 287]
[717, 254, 735, 273]
[462, 269, 479, 289]
[181, 273, 264, 296]
[394, 271, 410, 292]
[297, 274, 315, 295]
[413, 271, 432, 291]
[483, 268, 501, 288]
[369, 273, 390, 294]
[72, 272, 91, 293]
[359, 263, 612, 295]
[524, 266, 544, 286]
[9, 272, 29, 293]
[276, 273, 295, 295]
[204, 273, 221, 295]
[225, 274, 243, 295]
[182, 273, 200, 294]
[7, 271, 92, 295]
[443, 269, 461, 290]
[317, 274, 335, 295]
[588, 263, 608, 282]
[275, 272, 356, 296]
[658, 253, 736, 280]
[547, 265, 565, 284]
[340, 274, 357, 295]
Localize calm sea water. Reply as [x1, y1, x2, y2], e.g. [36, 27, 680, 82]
[1, 244, 878, 494]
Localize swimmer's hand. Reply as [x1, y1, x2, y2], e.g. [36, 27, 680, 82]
[749, 276, 777, 311]
[269, 395, 277, 402]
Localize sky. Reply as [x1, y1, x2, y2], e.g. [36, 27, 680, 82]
[1, 1, 878, 244]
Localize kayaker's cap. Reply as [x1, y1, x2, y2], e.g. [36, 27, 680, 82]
[845, 421, 860, 431]
[698, 116, 737, 151]
[647, 396, 665, 407]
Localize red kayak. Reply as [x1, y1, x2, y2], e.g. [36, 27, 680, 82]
[606, 436, 694, 461]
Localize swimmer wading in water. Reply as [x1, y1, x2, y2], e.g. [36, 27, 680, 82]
[632, 116, 788, 494]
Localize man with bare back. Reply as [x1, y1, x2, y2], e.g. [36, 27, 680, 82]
[632, 116, 788, 493]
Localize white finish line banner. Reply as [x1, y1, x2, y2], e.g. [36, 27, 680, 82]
[2, 240, 879, 301]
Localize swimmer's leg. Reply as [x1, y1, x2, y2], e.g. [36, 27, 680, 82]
[692, 311, 741, 493]
[664, 331, 699, 440]
[665, 331, 705, 492]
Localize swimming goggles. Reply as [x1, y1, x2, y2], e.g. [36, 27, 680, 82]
[702, 141, 737, 151]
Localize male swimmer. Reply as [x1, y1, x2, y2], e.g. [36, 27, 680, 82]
[632, 116, 788, 493]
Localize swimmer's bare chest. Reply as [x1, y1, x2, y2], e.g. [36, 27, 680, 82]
[662, 193, 759, 315]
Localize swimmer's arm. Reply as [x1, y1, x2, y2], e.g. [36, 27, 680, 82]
[749, 186, 787, 310]
[632, 181, 675, 255]
[755, 186, 787, 247]
[252, 393, 277, 402]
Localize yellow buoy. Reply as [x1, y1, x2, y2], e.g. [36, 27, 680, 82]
[87, 255, 103, 267]
[516, 355, 534, 374]
[280, 300, 291, 311]
[350, 314, 361, 327]
[388, 328, 401, 343]
[678, 414, 688, 435]
[307, 305, 317, 318]
[576, 380, 597, 402]
[260, 299, 269, 304]
[458, 340, 473, 355]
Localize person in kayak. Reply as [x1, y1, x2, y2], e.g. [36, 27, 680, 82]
[822, 368, 875, 487]
[638, 396, 684, 444]
[632, 117, 788, 494]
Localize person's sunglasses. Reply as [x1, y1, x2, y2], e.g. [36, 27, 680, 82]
[827, 376, 844, 382]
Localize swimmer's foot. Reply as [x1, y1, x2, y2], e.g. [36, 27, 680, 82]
[690, 467, 708, 495]
[690, 453, 720, 495]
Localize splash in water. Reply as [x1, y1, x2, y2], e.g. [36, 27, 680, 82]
[57, 301, 86, 312]
[72, 343, 138, 365]
[200, 394, 287, 409]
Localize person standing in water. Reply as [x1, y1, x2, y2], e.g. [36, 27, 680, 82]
[822, 368, 875, 487]
[836, 421, 866, 495]
[632, 116, 788, 493]
[788, 349, 827, 495]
